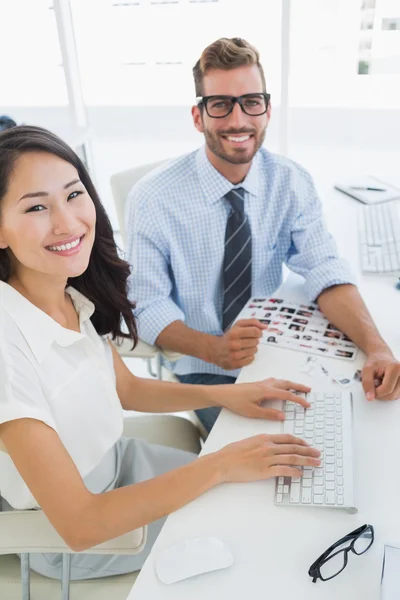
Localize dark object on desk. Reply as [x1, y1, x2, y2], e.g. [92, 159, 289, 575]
[308, 524, 374, 583]
[396, 278, 400, 291]
[350, 186, 387, 192]
[0, 116, 17, 131]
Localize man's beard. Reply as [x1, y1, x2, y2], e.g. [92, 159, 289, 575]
[203, 126, 266, 165]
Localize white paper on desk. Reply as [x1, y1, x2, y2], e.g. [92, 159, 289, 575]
[334, 175, 400, 204]
[381, 544, 400, 599]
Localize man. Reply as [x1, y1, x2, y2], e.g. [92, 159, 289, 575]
[126, 37, 400, 433]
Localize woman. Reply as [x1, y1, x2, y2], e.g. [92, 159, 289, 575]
[0, 126, 320, 581]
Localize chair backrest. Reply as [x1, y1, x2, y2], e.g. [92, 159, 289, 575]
[110, 160, 167, 247]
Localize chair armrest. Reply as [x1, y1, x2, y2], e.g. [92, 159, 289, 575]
[160, 349, 185, 362]
[116, 337, 159, 359]
[117, 337, 185, 363]
[0, 510, 146, 556]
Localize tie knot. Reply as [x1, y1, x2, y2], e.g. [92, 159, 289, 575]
[225, 187, 245, 214]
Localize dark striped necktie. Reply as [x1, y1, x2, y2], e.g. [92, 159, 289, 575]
[222, 187, 252, 331]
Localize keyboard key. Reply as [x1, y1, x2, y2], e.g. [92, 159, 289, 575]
[301, 488, 312, 504]
[325, 491, 335, 504]
[290, 483, 301, 503]
[283, 421, 294, 434]
[313, 495, 324, 504]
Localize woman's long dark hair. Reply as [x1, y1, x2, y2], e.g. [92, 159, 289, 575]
[0, 125, 137, 346]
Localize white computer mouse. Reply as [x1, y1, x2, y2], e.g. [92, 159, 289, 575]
[155, 536, 234, 584]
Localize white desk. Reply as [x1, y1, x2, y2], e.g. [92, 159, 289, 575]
[127, 180, 400, 600]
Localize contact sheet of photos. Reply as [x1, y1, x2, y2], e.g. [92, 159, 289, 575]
[236, 297, 358, 361]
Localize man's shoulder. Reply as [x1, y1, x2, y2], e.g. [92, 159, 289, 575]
[258, 147, 312, 181]
[128, 150, 199, 204]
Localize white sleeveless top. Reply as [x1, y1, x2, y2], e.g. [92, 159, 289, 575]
[0, 281, 124, 509]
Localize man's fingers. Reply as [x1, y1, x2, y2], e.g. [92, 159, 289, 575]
[375, 365, 399, 398]
[231, 325, 265, 340]
[361, 364, 377, 401]
[234, 348, 258, 361]
[234, 319, 267, 332]
[230, 338, 260, 351]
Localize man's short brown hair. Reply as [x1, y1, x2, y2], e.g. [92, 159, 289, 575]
[193, 37, 266, 97]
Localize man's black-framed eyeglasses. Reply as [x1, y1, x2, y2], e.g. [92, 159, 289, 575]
[196, 93, 270, 118]
[308, 524, 374, 583]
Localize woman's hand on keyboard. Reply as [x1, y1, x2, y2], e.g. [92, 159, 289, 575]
[216, 433, 321, 483]
[217, 378, 311, 421]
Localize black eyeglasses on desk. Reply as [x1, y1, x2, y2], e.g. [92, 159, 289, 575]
[308, 524, 374, 583]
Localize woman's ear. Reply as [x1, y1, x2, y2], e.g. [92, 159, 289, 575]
[0, 234, 8, 250]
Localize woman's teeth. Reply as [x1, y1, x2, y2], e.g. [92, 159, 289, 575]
[48, 237, 81, 252]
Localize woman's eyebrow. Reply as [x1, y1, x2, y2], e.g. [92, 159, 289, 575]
[18, 179, 81, 202]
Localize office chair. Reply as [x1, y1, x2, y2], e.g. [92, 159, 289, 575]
[110, 161, 208, 440]
[111, 160, 183, 379]
[0, 415, 201, 600]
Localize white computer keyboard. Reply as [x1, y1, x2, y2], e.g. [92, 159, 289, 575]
[274, 391, 356, 512]
[358, 202, 400, 273]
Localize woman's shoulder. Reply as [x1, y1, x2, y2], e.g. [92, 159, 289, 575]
[0, 282, 41, 364]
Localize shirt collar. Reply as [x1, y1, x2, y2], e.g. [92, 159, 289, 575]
[195, 145, 259, 205]
[0, 282, 95, 364]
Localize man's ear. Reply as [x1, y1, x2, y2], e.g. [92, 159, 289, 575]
[266, 101, 272, 123]
[191, 105, 204, 133]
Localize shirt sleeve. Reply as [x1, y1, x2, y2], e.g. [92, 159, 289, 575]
[0, 341, 58, 432]
[285, 167, 357, 302]
[125, 188, 185, 345]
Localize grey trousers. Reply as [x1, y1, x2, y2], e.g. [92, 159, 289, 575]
[2, 436, 196, 581]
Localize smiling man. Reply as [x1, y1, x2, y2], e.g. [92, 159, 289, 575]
[126, 37, 400, 433]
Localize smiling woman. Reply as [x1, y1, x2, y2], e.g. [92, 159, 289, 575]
[0, 125, 137, 342]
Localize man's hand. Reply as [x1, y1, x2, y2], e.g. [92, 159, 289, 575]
[362, 349, 400, 401]
[216, 378, 311, 421]
[210, 319, 268, 370]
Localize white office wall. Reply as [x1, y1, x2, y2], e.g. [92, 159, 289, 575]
[1, 0, 400, 228]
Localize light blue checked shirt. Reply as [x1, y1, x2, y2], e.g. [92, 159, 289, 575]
[126, 146, 356, 377]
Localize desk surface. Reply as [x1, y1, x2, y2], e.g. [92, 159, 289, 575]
[127, 174, 400, 600]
